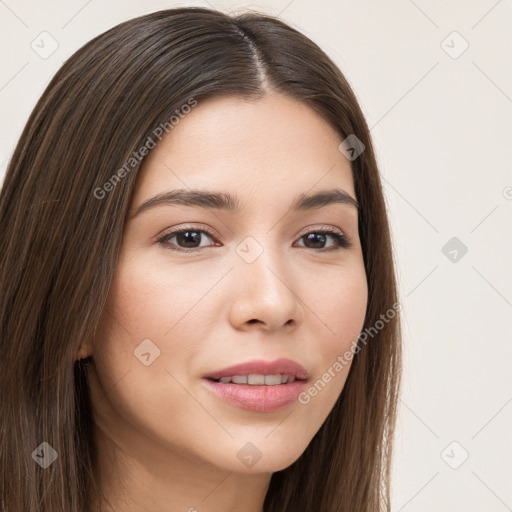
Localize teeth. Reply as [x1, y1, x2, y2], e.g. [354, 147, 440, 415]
[264, 375, 282, 385]
[216, 374, 297, 385]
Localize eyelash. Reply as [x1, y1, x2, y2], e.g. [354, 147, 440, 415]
[156, 225, 351, 253]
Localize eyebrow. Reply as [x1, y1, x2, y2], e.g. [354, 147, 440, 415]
[131, 187, 359, 218]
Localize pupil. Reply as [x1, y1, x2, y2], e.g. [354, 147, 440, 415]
[305, 233, 326, 248]
[177, 231, 200, 247]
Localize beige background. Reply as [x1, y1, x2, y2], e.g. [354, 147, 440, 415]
[1, 1, 511, 510]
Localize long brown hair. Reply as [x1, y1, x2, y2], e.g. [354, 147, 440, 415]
[0, 7, 401, 511]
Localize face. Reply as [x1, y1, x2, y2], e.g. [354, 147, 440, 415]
[86, 92, 368, 475]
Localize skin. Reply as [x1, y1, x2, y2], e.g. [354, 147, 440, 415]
[82, 91, 368, 512]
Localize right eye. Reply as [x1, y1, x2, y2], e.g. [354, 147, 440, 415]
[156, 227, 218, 252]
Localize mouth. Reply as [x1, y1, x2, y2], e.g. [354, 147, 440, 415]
[202, 358, 309, 413]
[210, 374, 301, 385]
[203, 357, 309, 381]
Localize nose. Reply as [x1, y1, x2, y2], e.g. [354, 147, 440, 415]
[228, 245, 304, 332]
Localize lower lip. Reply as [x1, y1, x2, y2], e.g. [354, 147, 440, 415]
[203, 379, 307, 413]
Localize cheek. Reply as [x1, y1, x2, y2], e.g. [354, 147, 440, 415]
[105, 251, 219, 339]
[332, 277, 367, 346]
[92, 250, 227, 401]
[299, 260, 367, 399]
[306, 259, 368, 352]
[88, 253, 214, 451]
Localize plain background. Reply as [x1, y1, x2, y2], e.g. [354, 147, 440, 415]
[1, 1, 511, 510]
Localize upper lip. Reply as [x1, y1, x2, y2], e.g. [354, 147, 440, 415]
[204, 358, 309, 381]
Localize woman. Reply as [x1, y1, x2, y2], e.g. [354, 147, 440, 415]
[0, 7, 402, 512]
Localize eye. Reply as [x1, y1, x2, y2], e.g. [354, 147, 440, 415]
[295, 229, 350, 252]
[157, 227, 217, 252]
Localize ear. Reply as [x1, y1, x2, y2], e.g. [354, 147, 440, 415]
[76, 340, 92, 360]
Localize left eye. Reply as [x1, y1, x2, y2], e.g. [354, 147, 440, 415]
[295, 230, 350, 251]
[157, 228, 350, 252]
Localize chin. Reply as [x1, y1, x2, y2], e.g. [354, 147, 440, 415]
[211, 436, 310, 474]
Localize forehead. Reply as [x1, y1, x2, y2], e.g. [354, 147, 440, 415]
[131, 93, 355, 210]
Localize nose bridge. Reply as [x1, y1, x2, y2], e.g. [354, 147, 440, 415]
[229, 233, 301, 329]
[235, 233, 287, 289]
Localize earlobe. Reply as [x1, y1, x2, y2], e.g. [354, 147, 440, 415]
[76, 342, 92, 360]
